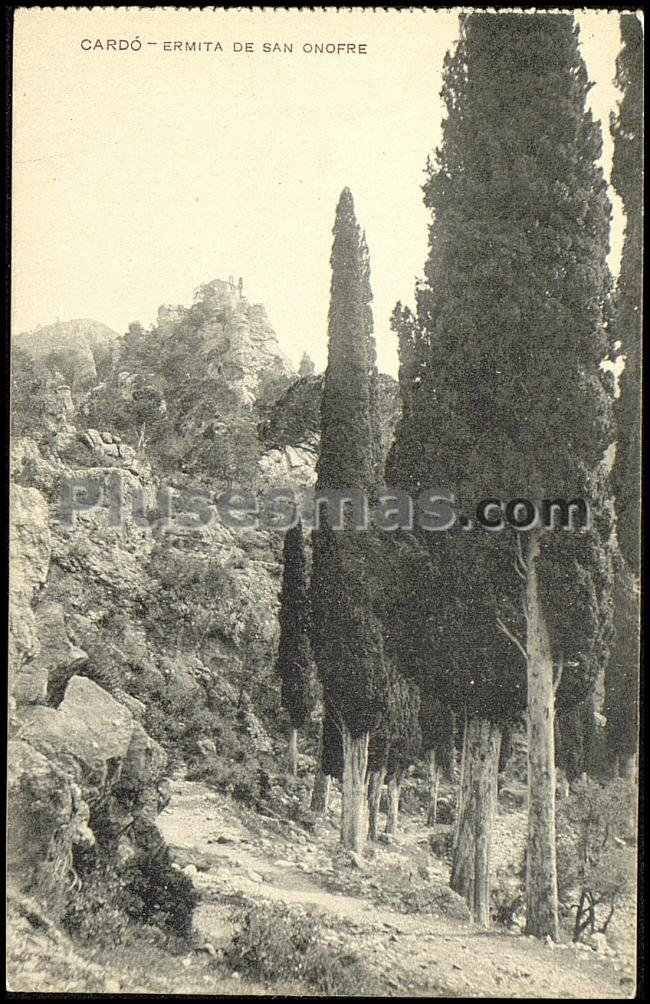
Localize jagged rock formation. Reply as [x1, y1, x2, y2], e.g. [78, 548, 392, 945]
[8, 281, 398, 940]
[14, 319, 120, 390]
[8, 475, 171, 918]
[159, 278, 292, 406]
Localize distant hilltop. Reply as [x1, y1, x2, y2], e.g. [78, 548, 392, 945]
[13, 278, 293, 407]
[13, 319, 121, 388]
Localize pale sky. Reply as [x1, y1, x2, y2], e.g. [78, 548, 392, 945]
[13, 8, 625, 377]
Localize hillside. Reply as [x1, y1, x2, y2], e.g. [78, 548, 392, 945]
[8, 282, 635, 996]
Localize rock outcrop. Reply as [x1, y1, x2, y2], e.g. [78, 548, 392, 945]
[14, 319, 120, 390]
[8, 471, 176, 924]
[159, 278, 291, 406]
[8, 282, 399, 942]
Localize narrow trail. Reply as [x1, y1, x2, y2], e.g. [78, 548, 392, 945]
[158, 778, 632, 998]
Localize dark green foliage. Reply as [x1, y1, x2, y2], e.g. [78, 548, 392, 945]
[555, 701, 608, 782]
[312, 520, 388, 738]
[360, 230, 383, 491]
[419, 693, 455, 774]
[311, 189, 389, 739]
[378, 531, 526, 726]
[604, 552, 640, 769]
[385, 673, 422, 779]
[368, 667, 422, 777]
[276, 522, 316, 731]
[315, 188, 374, 495]
[119, 846, 198, 940]
[62, 844, 198, 947]
[386, 13, 613, 733]
[609, 15, 643, 575]
[391, 13, 612, 503]
[224, 902, 379, 994]
[320, 699, 344, 780]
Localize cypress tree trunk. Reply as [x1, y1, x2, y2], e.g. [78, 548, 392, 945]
[453, 714, 470, 852]
[472, 722, 501, 927]
[451, 717, 501, 926]
[426, 749, 440, 826]
[525, 532, 560, 941]
[310, 770, 331, 814]
[288, 727, 298, 777]
[367, 767, 386, 841]
[385, 772, 402, 836]
[310, 721, 331, 814]
[622, 753, 637, 780]
[340, 727, 369, 853]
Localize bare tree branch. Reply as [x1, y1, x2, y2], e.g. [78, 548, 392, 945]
[515, 534, 528, 577]
[496, 615, 527, 661]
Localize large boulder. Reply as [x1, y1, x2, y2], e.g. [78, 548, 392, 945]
[17, 676, 134, 773]
[14, 602, 87, 706]
[7, 740, 94, 896]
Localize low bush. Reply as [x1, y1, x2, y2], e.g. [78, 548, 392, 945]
[186, 755, 265, 806]
[62, 841, 199, 949]
[223, 902, 378, 995]
[401, 883, 470, 921]
[556, 776, 636, 942]
[428, 826, 454, 861]
[491, 858, 525, 929]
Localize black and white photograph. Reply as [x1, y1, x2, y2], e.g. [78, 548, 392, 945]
[7, 6, 642, 996]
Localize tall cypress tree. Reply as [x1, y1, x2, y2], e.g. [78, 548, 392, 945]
[604, 551, 639, 776]
[388, 13, 612, 937]
[609, 14, 643, 577]
[311, 188, 389, 853]
[276, 521, 315, 776]
[603, 15, 642, 781]
[360, 231, 383, 489]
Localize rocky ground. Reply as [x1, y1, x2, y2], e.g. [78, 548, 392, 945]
[10, 773, 633, 998]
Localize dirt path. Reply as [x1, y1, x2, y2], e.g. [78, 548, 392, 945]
[158, 779, 633, 998]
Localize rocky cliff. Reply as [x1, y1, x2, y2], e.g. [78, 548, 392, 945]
[8, 280, 399, 944]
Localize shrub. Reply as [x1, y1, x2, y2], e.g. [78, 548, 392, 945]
[401, 883, 470, 921]
[186, 755, 263, 806]
[556, 776, 636, 941]
[62, 838, 199, 948]
[223, 902, 378, 995]
[491, 858, 525, 929]
[119, 849, 199, 939]
[428, 827, 454, 861]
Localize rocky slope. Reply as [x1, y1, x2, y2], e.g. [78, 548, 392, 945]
[8, 280, 400, 971]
